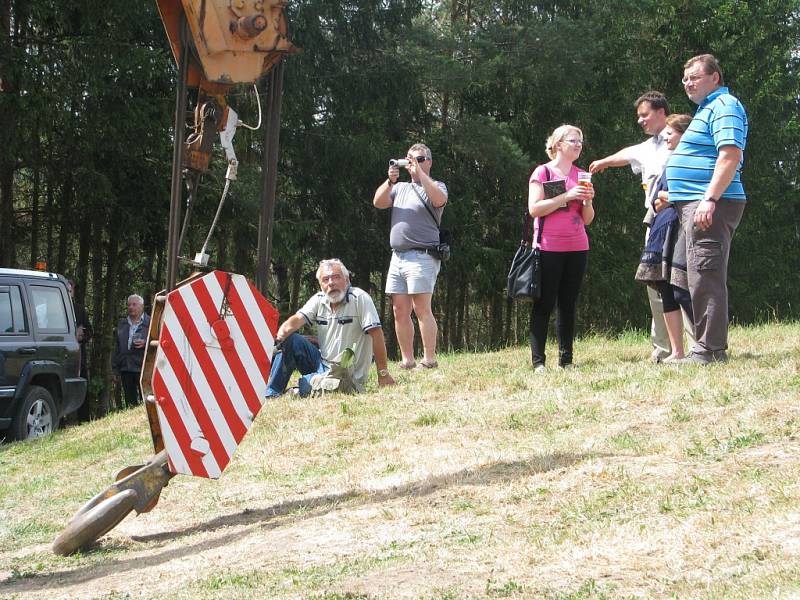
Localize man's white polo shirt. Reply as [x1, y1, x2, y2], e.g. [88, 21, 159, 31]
[298, 286, 382, 386]
[621, 128, 671, 209]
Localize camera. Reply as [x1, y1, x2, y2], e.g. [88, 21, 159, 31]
[389, 158, 409, 168]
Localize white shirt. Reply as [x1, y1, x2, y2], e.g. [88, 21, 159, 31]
[620, 128, 671, 209]
[298, 286, 382, 387]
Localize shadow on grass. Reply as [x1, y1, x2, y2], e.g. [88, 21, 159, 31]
[2, 451, 596, 592]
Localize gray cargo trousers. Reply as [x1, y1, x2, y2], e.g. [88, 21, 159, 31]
[678, 199, 745, 356]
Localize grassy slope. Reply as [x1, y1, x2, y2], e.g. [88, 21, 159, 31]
[1, 322, 799, 599]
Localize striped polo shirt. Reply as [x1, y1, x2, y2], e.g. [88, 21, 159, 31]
[665, 86, 748, 203]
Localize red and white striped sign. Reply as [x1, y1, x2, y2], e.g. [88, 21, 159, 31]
[151, 271, 279, 479]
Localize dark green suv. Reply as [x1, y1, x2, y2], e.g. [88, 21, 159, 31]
[0, 268, 87, 440]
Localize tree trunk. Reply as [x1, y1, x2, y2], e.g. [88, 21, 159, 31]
[457, 281, 468, 350]
[75, 216, 91, 303]
[56, 172, 72, 274]
[490, 292, 503, 348]
[0, 0, 18, 266]
[272, 261, 289, 315]
[154, 247, 164, 292]
[45, 181, 54, 267]
[87, 212, 107, 418]
[29, 164, 40, 268]
[503, 296, 513, 346]
[289, 253, 302, 315]
[0, 165, 14, 266]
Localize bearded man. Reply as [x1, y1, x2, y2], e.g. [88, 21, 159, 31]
[265, 259, 395, 397]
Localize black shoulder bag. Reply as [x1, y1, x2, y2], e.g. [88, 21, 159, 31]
[410, 185, 451, 262]
[506, 166, 562, 301]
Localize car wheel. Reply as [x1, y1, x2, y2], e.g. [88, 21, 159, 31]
[12, 385, 58, 441]
[52, 489, 138, 556]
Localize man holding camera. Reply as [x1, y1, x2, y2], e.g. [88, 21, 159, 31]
[373, 143, 448, 370]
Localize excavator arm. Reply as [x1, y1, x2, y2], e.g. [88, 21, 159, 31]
[156, 0, 295, 173]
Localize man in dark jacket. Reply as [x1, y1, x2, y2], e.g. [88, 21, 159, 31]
[68, 279, 94, 420]
[112, 294, 150, 407]
[67, 280, 93, 379]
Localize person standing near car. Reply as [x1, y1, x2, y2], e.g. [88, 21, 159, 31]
[67, 280, 92, 380]
[68, 279, 94, 421]
[112, 294, 150, 407]
[373, 143, 448, 370]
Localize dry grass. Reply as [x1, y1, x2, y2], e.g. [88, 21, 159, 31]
[1, 322, 799, 599]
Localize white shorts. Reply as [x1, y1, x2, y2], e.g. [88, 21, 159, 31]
[385, 250, 441, 295]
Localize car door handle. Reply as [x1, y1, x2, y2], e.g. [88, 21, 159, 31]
[18, 347, 38, 355]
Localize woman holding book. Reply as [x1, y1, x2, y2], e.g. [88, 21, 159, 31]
[527, 124, 595, 371]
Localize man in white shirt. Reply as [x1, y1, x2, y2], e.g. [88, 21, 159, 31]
[266, 259, 395, 397]
[590, 91, 694, 362]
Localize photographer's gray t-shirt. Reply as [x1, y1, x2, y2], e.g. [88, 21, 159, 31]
[388, 181, 447, 252]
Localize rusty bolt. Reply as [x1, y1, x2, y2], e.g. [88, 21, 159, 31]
[234, 14, 268, 39]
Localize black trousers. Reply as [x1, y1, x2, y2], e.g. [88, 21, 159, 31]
[120, 371, 142, 407]
[530, 250, 588, 367]
[653, 280, 694, 321]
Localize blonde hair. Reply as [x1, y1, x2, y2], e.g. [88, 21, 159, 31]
[545, 125, 583, 160]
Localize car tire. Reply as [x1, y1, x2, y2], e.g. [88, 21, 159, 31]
[52, 489, 138, 556]
[12, 385, 58, 441]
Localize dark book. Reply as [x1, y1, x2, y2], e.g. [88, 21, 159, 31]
[542, 178, 566, 199]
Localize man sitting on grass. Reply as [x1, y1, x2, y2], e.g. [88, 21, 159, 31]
[266, 258, 395, 397]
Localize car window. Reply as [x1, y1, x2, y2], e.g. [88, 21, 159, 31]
[30, 285, 69, 333]
[0, 285, 28, 334]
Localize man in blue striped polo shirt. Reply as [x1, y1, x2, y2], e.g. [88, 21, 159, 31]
[666, 54, 748, 365]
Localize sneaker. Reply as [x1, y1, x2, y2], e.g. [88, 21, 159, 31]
[671, 351, 713, 366]
[674, 349, 729, 366]
[560, 363, 576, 370]
[533, 364, 546, 373]
[417, 359, 438, 370]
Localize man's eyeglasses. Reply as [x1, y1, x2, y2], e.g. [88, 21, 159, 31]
[563, 139, 584, 146]
[413, 156, 428, 163]
[681, 73, 707, 85]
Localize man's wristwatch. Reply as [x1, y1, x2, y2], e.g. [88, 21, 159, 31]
[378, 368, 390, 377]
[705, 196, 719, 203]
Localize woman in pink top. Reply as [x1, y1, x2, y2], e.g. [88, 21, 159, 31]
[527, 124, 595, 371]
